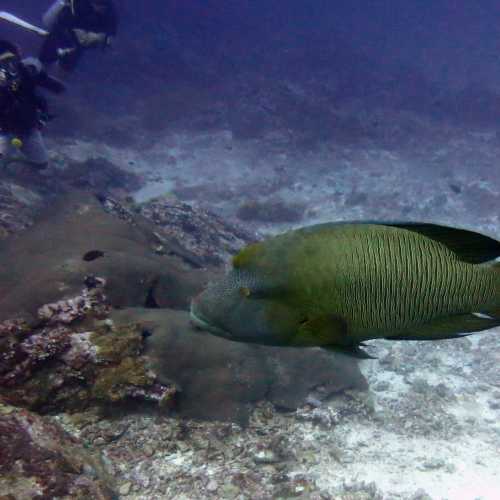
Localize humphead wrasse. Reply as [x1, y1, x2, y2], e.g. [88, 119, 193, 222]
[190, 222, 500, 358]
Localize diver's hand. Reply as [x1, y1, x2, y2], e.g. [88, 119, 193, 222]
[73, 29, 107, 48]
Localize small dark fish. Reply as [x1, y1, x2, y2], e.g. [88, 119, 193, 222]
[83, 250, 105, 262]
[190, 222, 500, 358]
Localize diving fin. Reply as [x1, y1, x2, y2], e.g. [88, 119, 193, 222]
[0, 12, 49, 36]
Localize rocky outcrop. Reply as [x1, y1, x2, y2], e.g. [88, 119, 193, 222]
[0, 399, 115, 499]
[0, 191, 215, 323]
[115, 308, 367, 424]
[139, 197, 256, 266]
[0, 288, 177, 413]
[0, 300, 366, 423]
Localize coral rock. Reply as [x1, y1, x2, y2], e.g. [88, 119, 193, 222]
[0, 399, 115, 499]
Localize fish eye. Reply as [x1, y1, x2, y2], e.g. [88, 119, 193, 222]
[239, 287, 251, 298]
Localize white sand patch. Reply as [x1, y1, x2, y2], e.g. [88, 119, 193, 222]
[313, 421, 499, 499]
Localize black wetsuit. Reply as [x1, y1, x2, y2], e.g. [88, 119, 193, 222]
[39, 0, 118, 71]
[0, 61, 63, 136]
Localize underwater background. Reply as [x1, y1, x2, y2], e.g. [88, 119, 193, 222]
[1, 1, 500, 499]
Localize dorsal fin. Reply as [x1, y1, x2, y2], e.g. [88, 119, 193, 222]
[234, 221, 500, 266]
[384, 223, 500, 263]
[295, 221, 500, 263]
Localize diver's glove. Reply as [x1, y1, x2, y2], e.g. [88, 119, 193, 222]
[57, 47, 77, 60]
[73, 29, 107, 48]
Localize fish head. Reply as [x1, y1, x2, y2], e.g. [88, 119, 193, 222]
[190, 269, 295, 345]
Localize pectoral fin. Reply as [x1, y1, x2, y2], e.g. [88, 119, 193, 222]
[292, 314, 373, 358]
[293, 313, 348, 347]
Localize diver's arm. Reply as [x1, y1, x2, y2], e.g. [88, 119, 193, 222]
[42, 0, 71, 30]
[72, 2, 119, 49]
[21, 57, 66, 94]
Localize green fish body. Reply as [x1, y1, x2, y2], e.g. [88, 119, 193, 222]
[190, 222, 500, 357]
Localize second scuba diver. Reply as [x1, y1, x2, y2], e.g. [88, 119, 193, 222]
[39, 0, 118, 74]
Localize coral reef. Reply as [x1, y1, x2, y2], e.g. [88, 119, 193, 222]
[139, 196, 256, 266]
[0, 282, 176, 413]
[37, 276, 108, 325]
[0, 399, 115, 499]
[0, 191, 213, 323]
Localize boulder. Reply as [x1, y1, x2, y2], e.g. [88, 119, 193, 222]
[113, 308, 367, 424]
[0, 191, 215, 324]
[0, 301, 177, 412]
[139, 197, 256, 266]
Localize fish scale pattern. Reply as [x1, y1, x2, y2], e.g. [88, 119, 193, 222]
[331, 226, 495, 337]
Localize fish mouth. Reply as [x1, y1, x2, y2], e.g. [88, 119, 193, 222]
[189, 302, 232, 338]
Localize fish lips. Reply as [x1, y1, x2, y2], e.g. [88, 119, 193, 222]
[189, 300, 233, 339]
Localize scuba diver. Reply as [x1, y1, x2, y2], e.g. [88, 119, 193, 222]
[39, 0, 118, 73]
[0, 41, 65, 169]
